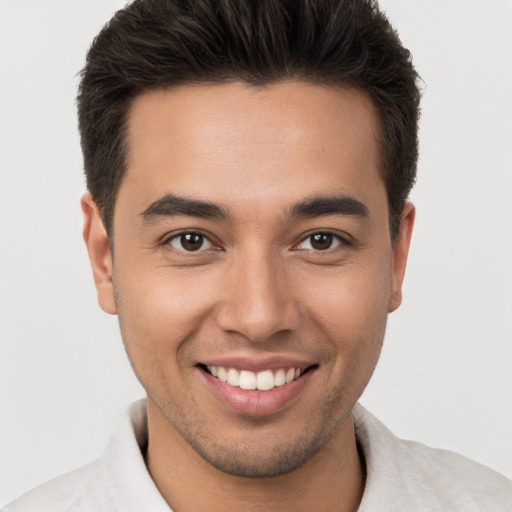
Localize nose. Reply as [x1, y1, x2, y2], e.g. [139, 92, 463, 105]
[215, 249, 302, 342]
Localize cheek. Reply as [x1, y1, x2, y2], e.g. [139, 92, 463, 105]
[113, 266, 218, 360]
[302, 260, 392, 332]
[113, 268, 217, 407]
[301, 258, 391, 377]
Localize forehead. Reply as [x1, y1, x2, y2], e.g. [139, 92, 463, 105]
[121, 81, 384, 217]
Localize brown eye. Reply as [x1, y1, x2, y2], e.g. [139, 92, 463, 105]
[296, 232, 342, 251]
[169, 233, 213, 252]
[310, 233, 334, 250]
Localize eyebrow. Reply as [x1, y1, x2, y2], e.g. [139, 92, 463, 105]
[289, 195, 369, 219]
[139, 192, 369, 224]
[139, 194, 230, 223]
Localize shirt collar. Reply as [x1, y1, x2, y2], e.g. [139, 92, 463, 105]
[101, 399, 172, 511]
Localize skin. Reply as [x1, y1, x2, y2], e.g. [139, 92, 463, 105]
[82, 82, 414, 512]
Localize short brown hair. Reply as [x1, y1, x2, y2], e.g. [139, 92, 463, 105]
[78, 0, 420, 241]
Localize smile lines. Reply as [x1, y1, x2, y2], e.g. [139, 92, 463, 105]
[205, 366, 304, 391]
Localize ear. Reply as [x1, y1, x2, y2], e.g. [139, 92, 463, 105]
[81, 193, 117, 315]
[389, 202, 415, 313]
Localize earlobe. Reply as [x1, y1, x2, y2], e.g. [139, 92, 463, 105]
[389, 202, 415, 313]
[81, 193, 117, 315]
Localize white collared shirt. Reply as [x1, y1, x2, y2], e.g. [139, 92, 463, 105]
[4, 400, 512, 511]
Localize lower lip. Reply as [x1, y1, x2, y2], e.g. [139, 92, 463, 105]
[200, 369, 312, 417]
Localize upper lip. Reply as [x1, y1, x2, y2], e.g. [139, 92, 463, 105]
[198, 355, 315, 372]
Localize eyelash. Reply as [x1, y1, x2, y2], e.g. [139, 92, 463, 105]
[165, 231, 217, 253]
[293, 230, 349, 252]
[163, 230, 349, 253]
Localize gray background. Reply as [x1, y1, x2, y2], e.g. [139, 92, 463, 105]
[1, 0, 511, 505]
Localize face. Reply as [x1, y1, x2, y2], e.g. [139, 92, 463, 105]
[82, 82, 414, 478]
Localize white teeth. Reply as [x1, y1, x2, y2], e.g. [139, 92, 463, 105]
[206, 365, 304, 390]
[217, 367, 227, 382]
[256, 370, 275, 391]
[239, 370, 257, 390]
[227, 368, 240, 386]
[274, 369, 286, 387]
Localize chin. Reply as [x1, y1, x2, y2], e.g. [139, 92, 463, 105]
[169, 404, 348, 479]
[188, 433, 327, 478]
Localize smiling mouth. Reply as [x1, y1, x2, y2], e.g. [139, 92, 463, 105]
[198, 364, 317, 391]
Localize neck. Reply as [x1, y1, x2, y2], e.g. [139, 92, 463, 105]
[145, 400, 365, 512]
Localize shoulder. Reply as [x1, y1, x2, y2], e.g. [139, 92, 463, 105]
[353, 404, 512, 512]
[396, 437, 512, 510]
[1, 460, 114, 512]
[3, 400, 169, 512]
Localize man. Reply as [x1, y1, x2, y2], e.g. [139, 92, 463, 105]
[4, 0, 512, 510]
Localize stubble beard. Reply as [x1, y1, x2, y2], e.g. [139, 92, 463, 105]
[115, 278, 386, 479]
[150, 383, 352, 479]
